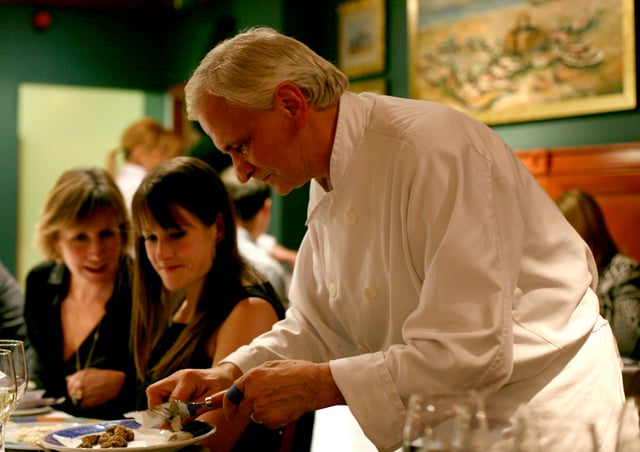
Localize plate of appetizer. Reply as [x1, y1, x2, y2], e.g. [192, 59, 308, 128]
[38, 419, 215, 451]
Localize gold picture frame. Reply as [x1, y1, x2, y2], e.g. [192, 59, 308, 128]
[408, 0, 636, 125]
[338, 0, 386, 78]
[349, 77, 388, 94]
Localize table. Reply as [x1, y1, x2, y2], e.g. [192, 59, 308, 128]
[6, 410, 210, 451]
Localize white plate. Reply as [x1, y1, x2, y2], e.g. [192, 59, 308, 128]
[18, 390, 46, 409]
[39, 419, 216, 451]
[12, 406, 54, 417]
[5, 418, 89, 450]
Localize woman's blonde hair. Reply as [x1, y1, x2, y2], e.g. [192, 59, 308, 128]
[106, 118, 181, 176]
[34, 166, 131, 261]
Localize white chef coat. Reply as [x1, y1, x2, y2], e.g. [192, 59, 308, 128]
[221, 92, 625, 451]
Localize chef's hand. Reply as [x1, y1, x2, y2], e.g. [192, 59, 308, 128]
[146, 363, 241, 407]
[217, 360, 346, 429]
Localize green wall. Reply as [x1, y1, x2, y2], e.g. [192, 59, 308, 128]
[1, 0, 639, 274]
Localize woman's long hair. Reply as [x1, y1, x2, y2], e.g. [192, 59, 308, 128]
[130, 156, 262, 380]
[556, 189, 618, 272]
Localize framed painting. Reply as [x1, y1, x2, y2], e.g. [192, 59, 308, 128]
[349, 77, 388, 94]
[407, 0, 636, 125]
[338, 0, 386, 78]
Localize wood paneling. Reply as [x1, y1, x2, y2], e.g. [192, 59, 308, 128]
[517, 142, 640, 261]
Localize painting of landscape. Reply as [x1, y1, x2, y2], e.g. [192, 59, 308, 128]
[408, 0, 636, 124]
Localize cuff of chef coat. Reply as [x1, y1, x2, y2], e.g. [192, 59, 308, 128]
[330, 351, 405, 451]
[219, 344, 267, 374]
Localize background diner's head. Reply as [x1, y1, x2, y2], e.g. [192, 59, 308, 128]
[184, 26, 350, 119]
[34, 166, 130, 262]
[106, 117, 184, 175]
[555, 188, 617, 271]
[221, 166, 272, 236]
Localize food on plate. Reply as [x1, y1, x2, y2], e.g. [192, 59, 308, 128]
[168, 431, 193, 442]
[10, 423, 66, 444]
[78, 434, 100, 448]
[78, 424, 135, 448]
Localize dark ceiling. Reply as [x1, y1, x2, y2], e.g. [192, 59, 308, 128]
[0, 0, 210, 12]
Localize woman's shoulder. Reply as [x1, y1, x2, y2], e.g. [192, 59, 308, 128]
[240, 283, 286, 320]
[25, 260, 66, 288]
[608, 253, 640, 273]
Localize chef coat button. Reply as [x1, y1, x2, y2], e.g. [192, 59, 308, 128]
[363, 287, 376, 299]
[344, 210, 357, 225]
[329, 283, 337, 299]
[357, 344, 369, 354]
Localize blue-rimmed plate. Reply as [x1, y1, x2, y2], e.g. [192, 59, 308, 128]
[39, 419, 215, 451]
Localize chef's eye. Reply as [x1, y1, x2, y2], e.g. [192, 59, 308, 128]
[233, 144, 247, 155]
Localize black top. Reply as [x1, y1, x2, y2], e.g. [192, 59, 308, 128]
[0, 261, 26, 341]
[24, 259, 136, 419]
[137, 282, 286, 452]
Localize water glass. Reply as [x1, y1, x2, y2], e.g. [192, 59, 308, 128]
[0, 349, 17, 452]
[0, 340, 28, 409]
[616, 395, 640, 451]
[403, 391, 483, 451]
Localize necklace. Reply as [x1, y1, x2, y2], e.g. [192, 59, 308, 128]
[75, 323, 101, 372]
[72, 322, 101, 407]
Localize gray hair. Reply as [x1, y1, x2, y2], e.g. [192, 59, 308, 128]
[185, 26, 349, 119]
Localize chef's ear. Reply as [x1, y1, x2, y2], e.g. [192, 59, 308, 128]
[274, 82, 308, 123]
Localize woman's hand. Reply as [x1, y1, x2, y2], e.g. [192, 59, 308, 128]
[66, 368, 126, 409]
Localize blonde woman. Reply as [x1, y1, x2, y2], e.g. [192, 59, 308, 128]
[106, 118, 184, 211]
[25, 167, 136, 419]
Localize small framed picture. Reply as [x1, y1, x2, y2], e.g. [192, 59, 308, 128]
[349, 77, 387, 94]
[337, 0, 386, 78]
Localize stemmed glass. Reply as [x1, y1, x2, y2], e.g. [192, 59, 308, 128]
[403, 392, 537, 451]
[0, 349, 18, 452]
[0, 340, 28, 410]
[403, 391, 484, 451]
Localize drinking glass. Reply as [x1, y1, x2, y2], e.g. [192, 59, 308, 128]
[0, 340, 28, 409]
[616, 395, 640, 452]
[403, 391, 483, 451]
[0, 349, 18, 452]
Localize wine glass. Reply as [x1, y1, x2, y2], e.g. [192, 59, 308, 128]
[616, 395, 640, 451]
[0, 340, 28, 410]
[0, 349, 18, 452]
[403, 391, 483, 451]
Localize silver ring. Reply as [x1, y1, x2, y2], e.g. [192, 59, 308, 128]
[250, 411, 263, 424]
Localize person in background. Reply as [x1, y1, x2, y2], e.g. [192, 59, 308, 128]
[0, 260, 34, 377]
[221, 165, 291, 307]
[146, 27, 625, 451]
[25, 167, 136, 419]
[556, 188, 640, 359]
[130, 156, 293, 451]
[257, 234, 297, 271]
[106, 117, 184, 212]
[0, 261, 27, 341]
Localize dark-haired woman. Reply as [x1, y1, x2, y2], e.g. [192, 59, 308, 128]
[131, 156, 286, 451]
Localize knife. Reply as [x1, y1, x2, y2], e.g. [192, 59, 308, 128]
[124, 397, 213, 431]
